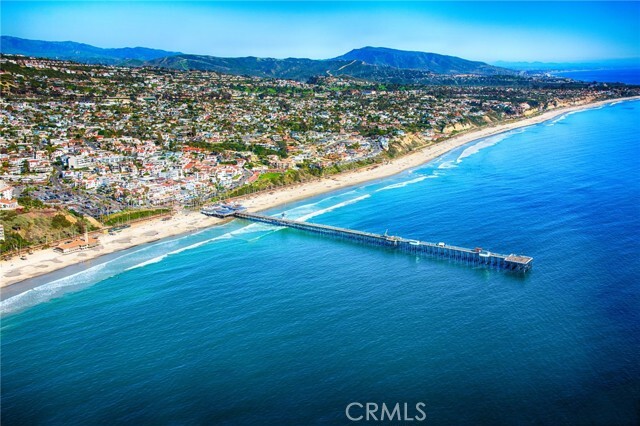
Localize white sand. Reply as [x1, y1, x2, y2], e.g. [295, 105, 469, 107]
[1, 212, 223, 287]
[2, 96, 637, 288]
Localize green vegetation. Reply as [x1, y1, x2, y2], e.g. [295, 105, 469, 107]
[217, 157, 380, 200]
[0, 60, 77, 80]
[2, 48, 636, 227]
[103, 208, 170, 226]
[217, 170, 311, 199]
[0, 208, 98, 255]
[16, 195, 44, 211]
[256, 172, 285, 183]
[20, 159, 30, 175]
[51, 214, 72, 229]
[0, 228, 29, 256]
[188, 140, 284, 159]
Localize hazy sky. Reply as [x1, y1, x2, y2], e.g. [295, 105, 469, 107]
[2, 1, 639, 62]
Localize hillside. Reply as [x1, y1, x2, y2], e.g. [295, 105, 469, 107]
[0, 200, 98, 257]
[0, 35, 181, 65]
[145, 54, 435, 80]
[146, 54, 530, 85]
[2, 36, 520, 82]
[333, 46, 515, 75]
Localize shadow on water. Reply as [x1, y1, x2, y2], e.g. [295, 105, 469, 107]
[273, 226, 532, 282]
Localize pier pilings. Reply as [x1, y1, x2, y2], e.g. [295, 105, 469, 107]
[234, 212, 533, 272]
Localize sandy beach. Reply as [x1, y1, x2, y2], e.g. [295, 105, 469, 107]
[2, 96, 637, 288]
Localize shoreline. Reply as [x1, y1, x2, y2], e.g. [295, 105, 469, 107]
[2, 96, 638, 290]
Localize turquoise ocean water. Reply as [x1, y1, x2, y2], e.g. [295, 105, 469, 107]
[2, 100, 639, 424]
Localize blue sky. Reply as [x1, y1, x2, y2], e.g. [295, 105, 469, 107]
[2, 1, 639, 62]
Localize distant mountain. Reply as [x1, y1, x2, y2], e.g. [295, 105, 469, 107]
[0, 36, 181, 65]
[146, 54, 432, 81]
[145, 54, 526, 85]
[333, 46, 514, 75]
[0, 36, 521, 83]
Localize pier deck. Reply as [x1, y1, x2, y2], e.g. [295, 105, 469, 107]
[233, 211, 533, 272]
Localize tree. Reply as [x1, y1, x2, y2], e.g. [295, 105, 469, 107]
[17, 196, 44, 211]
[20, 160, 30, 175]
[51, 214, 72, 229]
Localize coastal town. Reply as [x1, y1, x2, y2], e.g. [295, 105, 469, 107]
[1, 53, 638, 260]
[3, 2, 639, 424]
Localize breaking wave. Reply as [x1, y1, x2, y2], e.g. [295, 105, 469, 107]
[438, 161, 457, 169]
[1, 261, 116, 315]
[125, 233, 235, 271]
[297, 194, 371, 221]
[377, 176, 431, 191]
[456, 131, 518, 163]
[547, 110, 580, 126]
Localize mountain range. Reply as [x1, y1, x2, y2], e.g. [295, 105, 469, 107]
[1, 36, 181, 65]
[1, 35, 517, 82]
[334, 47, 507, 75]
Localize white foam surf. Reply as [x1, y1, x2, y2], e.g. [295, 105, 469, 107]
[456, 131, 516, 163]
[438, 161, 457, 169]
[125, 233, 235, 271]
[1, 229, 240, 315]
[164, 233, 233, 256]
[126, 194, 373, 270]
[377, 176, 429, 191]
[1, 261, 117, 315]
[2, 192, 375, 315]
[124, 254, 168, 270]
[276, 189, 360, 220]
[296, 194, 371, 221]
[547, 110, 580, 126]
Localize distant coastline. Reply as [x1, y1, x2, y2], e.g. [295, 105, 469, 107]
[2, 95, 639, 290]
[552, 68, 640, 85]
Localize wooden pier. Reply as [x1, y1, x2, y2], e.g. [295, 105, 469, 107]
[234, 212, 533, 272]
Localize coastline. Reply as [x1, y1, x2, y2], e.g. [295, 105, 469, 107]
[2, 96, 638, 290]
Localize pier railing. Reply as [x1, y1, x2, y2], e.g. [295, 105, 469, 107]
[234, 212, 533, 272]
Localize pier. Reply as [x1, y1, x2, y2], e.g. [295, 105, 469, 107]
[232, 211, 533, 272]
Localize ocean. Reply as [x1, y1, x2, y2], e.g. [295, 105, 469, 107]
[2, 100, 639, 425]
[554, 68, 640, 85]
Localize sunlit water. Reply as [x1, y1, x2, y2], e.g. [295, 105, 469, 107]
[2, 101, 639, 425]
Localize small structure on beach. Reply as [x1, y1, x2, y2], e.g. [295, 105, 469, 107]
[201, 203, 247, 218]
[54, 232, 99, 254]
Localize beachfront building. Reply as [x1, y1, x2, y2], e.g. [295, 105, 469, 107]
[53, 234, 100, 254]
[0, 181, 14, 199]
[0, 198, 19, 210]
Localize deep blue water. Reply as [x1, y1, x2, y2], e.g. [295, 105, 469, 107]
[2, 101, 640, 425]
[555, 68, 640, 85]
